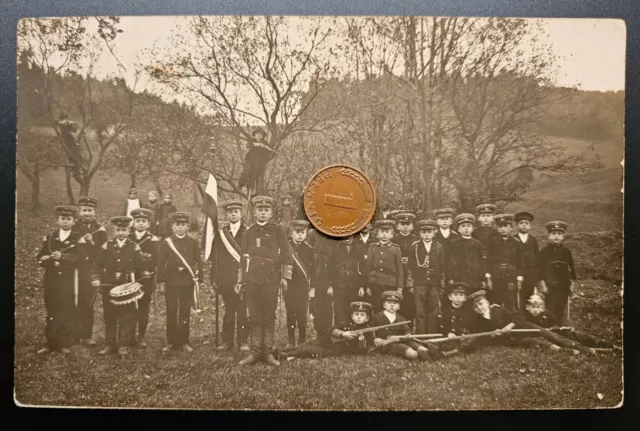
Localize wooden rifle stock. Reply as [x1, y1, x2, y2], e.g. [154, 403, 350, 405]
[331, 320, 410, 344]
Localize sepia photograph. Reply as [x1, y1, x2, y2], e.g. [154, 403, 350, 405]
[14, 15, 624, 410]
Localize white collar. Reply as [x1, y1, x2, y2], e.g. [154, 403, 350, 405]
[58, 229, 71, 241]
[399, 232, 411, 237]
[175, 234, 187, 239]
[256, 221, 268, 227]
[134, 230, 146, 240]
[461, 235, 472, 239]
[116, 238, 127, 247]
[360, 232, 369, 241]
[423, 240, 432, 250]
[518, 232, 529, 242]
[440, 228, 451, 237]
[383, 310, 397, 323]
[228, 221, 241, 228]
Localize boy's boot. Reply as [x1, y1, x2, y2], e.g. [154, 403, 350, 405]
[287, 326, 296, 348]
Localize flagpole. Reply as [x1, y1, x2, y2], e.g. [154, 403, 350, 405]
[208, 140, 221, 349]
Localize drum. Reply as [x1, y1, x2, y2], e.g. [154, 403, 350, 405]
[109, 281, 144, 306]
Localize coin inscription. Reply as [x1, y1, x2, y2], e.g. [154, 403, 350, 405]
[303, 165, 376, 237]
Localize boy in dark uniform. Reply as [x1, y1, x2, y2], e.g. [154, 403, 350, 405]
[91, 216, 149, 356]
[513, 211, 539, 312]
[236, 196, 293, 367]
[128, 208, 160, 347]
[433, 208, 459, 282]
[156, 212, 204, 353]
[211, 199, 248, 352]
[466, 290, 524, 348]
[37, 206, 84, 354]
[487, 214, 523, 311]
[328, 234, 362, 326]
[472, 203, 499, 275]
[306, 229, 340, 338]
[286, 220, 314, 347]
[361, 219, 404, 311]
[408, 219, 445, 334]
[393, 212, 418, 327]
[371, 291, 432, 361]
[448, 213, 485, 292]
[280, 301, 375, 359]
[538, 221, 577, 325]
[72, 196, 108, 346]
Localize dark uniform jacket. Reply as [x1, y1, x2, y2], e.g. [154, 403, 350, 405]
[72, 219, 108, 271]
[472, 304, 524, 333]
[371, 311, 411, 338]
[514, 233, 539, 284]
[362, 241, 404, 289]
[407, 240, 445, 288]
[524, 310, 559, 329]
[434, 229, 459, 279]
[328, 241, 362, 290]
[488, 236, 523, 278]
[156, 234, 204, 286]
[448, 236, 485, 288]
[331, 321, 374, 353]
[239, 221, 292, 285]
[37, 230, 84, 293]
[439, 303, 474, 336]
[393, 232, 418, 284]
[473, 225, 499, 269]
[91, 238, 146, 286]
[210, 223, 246, 289]
[537, 243, 576, 289]
[128, 230, 160, 272]
[307, 230, 340, 289]
[155, 203, 177, 236]
[142, 201, 160, 233]
[289, 239, 314, 291]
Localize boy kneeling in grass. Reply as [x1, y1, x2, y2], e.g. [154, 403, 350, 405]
[371, 291, 436, 361]
[280, 301, 375, 359]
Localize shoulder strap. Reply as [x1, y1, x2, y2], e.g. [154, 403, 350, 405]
[165, 237, 197, 279]
[219, 228, 241, 262]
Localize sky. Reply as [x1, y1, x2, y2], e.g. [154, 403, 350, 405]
[38, 16, 626, 94]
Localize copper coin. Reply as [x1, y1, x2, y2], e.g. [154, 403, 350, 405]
[303, 165, 376, 237]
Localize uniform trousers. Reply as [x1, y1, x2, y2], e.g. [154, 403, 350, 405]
[492, 270, 518, 311]
[165, 284, 193, 347]
[285, 286, 309, 343]
[331, 285, 354, 327]
[220, 286, 248, 347]
[44, 280, 74, 350]
[546, 284, 570, 325]
[377, 339, 422, 357]
[245, 282, 279, 356]
[135, 278, 154, 339]
[414, 284, 440, 334]
[101, 291, 135, 347]
[76, 272, 96, 340]
[314, 283, 334, 336]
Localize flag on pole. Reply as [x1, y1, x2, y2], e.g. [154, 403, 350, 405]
[202, 172, 218, 261]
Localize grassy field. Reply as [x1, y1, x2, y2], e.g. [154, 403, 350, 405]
[14, 136, 624, 410]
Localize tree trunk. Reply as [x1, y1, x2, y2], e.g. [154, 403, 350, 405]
[130, 173, 137, 189]
[79, 179, 90, 197]
[65, 167, 76, 205]
[31, 165, 41, 212]
[152, 177, 164, 197]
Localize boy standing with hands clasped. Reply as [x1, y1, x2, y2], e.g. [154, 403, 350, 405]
[513, 211, 539, 312]
[286, 220, 314, 347]
[487, 214, 523, 311]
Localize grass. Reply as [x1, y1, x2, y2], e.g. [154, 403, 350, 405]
[14, 145, 624, 410]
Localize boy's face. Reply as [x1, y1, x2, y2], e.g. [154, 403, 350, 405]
[133, 217, 149, 231]
[377, 228, 393, 242]
[548, 231, 564, 244]
[473, 298, 490, 315]
[255, 207, 272, 222]
[478, 213, 493, 226]
[57, 215, 75, 230]
[172, 221, 188, 236]
[164, 195, 172, 204]
[383, 300, 400, 313]
[448, 292, 467, 307]
[226, 208, 242, 223]
[79, 206, 96, 222]
[497, 223, 512, 236]
[362, 223, 372, 234]
[291, 229, 307, 243]
[148, 192, 157, 202]
[437, 216, 452, 229]
[129, 191, 137, 199]
[419, 229, 435, 241]
[351, 311, 369, 325]
[458, 222, 473, 237]
[517, 220, 531, 233]
[526, 304, 544, 317]
[343, 235, 354, 244]
[397, 222, 413, 235]
[114, 226, 130, 240]
[283, 198, 290, 206]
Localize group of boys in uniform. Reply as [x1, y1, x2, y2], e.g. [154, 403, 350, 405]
[37, 195, 617, 365]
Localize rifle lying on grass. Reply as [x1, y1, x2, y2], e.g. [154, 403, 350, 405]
[422, 328, 541, 344]
[386, 333, 443, 343]
[331, 320, 410, 344]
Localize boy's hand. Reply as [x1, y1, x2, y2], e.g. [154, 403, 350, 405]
[327, 286, 334, 297]
[448, 333, 456, 339]
[374, 338, 385, 347]
[84, 233, 94, 244]
[358, 287, 364, 297]
[40, 255, 50, 262]
[51, 251, 62, 260]
[570, 280, 576, 293]
[158, 282, 165, 293]
[280, 278, 287, 292]
[91, 280, 101, 287]
[366, 288, 372, 297]
[342, 331, 356, 340]
[309, 287, 315, 298]
[234, 283, 243, 295]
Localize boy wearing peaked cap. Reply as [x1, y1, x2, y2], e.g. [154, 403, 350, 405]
[487, 214, 524, 311]
[285, 220, 314, 347]
[466, 289, 525, 348]
[128, 208, 160, 347]
[72, 196, 108, 346]
[211, 199, 248, 352]
[537, 221, 577, 325]
[236, 196, 293, 366]
[91, 216, 149, 356]
[360, 219, 404, 312]
[393, 212, 418, 327]
[37, 206, 84, 354]
[280, 301, 375, 359]
[433, 208, 459, 283]
[156, 212, 204, 353]
[408, 220, 445, 334]
[448, 213, 485, 293]
[472, 204, 499, 273]
[371, 291, 433, 361]
[513, 211, 540, 312]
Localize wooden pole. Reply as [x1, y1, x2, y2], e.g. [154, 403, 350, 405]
[209, 139, 220, 348]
